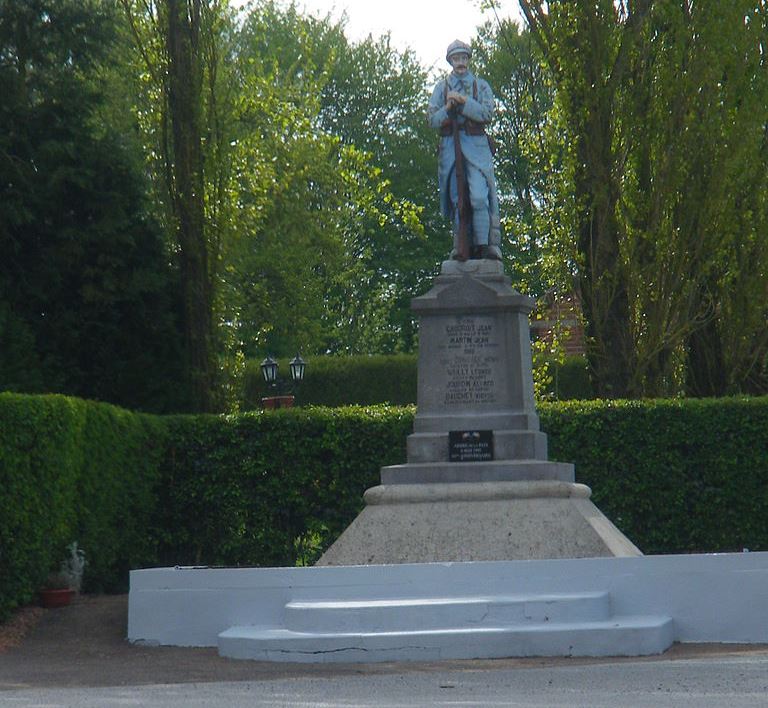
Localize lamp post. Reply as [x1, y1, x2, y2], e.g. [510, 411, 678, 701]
[260, 354, 306, 410]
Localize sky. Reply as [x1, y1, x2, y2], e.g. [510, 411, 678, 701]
[255, 1, 524, 73]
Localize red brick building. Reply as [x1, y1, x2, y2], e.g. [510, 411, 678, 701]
[530, 289, 586, 357]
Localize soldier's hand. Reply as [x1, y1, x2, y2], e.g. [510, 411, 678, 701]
[447, 91, 466, 105]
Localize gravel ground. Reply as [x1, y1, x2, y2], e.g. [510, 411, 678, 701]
[0, 606, 43, 654]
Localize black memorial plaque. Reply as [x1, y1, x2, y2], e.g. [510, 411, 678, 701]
[449, 430, 494, 462]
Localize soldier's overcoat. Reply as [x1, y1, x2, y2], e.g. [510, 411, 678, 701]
[427, 70, 501, 251]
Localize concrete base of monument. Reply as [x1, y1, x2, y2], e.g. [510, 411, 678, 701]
[380, 459, 574, 484]
[127, 552, 768, 663]
[315, 481, 641, 566]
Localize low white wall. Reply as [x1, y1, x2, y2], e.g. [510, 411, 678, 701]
[128, 552, 768, 647]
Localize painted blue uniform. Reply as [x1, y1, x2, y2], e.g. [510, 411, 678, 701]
[428, 71, 501, 256]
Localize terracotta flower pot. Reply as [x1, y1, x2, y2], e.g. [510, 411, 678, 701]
[40, 588, 74, 608]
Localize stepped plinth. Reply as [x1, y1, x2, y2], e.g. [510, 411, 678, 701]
[126, 262, 768, 665]
[317, 260, 640, 566]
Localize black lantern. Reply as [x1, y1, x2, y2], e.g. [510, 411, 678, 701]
[259, 354, 307, 409]
[260, 356, 279, 384]
[289, 354, 306, 383]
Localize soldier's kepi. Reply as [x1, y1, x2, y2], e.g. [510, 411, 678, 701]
[428, 39, 502, 261]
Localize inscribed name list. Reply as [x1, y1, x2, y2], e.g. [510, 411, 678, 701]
[439, 316, 500, 406]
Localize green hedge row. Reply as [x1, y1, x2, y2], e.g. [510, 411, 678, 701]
[243, 355, 418, 408]
[157, 406, 412, 568]
[161, 397, 768, 566]
[2, 393, 767, 621]
[0, 393, 165, 618]
[541, 398, 768, 555]
[242, 354, 593, 407]
[543, 356, 594, 400]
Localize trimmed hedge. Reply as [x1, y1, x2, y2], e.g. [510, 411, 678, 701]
[0, 393, 165, 619]
[544, 356, 594, 400]
[160, 397, 768, 566]
[158, 406, 412, 568]
[2, 393, 767, 621]
[243, 355, 417, 408]
[541, 398, 768, 555]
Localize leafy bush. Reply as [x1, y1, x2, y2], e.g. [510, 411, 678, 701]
[543, 355, 594, 400]
[0, 393, 164, 619]
[2, 393, 767, 620]
[157, 405, 413, 567]
[540, 397, 768, 554]
[243, 354, 596, 408]
[160, 397, 768, 564]
[243, 355, 417, 408]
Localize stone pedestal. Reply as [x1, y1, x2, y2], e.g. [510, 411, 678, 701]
[317, 260, 640, 566]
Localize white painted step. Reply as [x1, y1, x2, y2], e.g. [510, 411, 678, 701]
[218, 615, 674, 663]
[285, 592, 610, 633]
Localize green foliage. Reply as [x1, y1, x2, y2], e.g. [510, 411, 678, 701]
[517, 0, 768, 398]
[243, 355, 418, 409]
[0, 393, 164, 620]
[118, 0, 437, 406]
[233, 3, 448, 354]
[319, 32, 448, 350]
[540, 397, 768, 554]
[157, 405, 412, 567]
[3, 392, 768, 619]
[74, 401, 167, 588]
[241, 352, 590, 408]
[158, 396, 768, 562]
[225, 3, 435, 361]
[4, 0, 767, 415]
[119, 0, 234, 412]
[542, 356, 593, 401]
[0, 0, 187, 412]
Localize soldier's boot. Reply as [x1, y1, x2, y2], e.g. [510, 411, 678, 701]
[480, 245, 502, 261]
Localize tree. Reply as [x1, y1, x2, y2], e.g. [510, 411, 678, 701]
[0, 0, 186, 411]
[163, 0, 213, 410]
[517, 0, 768, 397]
[658, 2, 768, 396]
[120, 0, 234, 411]
[319, 33, 445, 352]
[519, 0, 651, 397]
[117, 0, 433, 410]
[225, 2, 426, 359]
[231, 2, 431, 357]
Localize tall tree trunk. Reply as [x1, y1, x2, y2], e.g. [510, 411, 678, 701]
[519, 0, 649, 398]
[165, 0, 214, 412]
[574, 108, 633, 399]
[686, 308, 727, 397]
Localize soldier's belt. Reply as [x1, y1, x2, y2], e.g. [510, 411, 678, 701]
[439, 122, 487, 137]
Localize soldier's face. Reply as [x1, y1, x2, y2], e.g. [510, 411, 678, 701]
[449, 52, 469, 75]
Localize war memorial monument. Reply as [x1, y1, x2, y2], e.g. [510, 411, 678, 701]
[318, 39, 638, 565]
[128, 40, 768, 663]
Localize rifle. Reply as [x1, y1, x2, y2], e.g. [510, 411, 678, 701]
[451, 116, 471, 261]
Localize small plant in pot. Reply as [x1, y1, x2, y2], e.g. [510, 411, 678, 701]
[40, 571, 75, 608]
[39, 542, 86, 608]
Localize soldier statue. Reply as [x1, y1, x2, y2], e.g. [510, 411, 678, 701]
[428, 39, 502, 261]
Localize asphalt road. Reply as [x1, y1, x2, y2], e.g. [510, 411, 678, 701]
[2, 655, 768, 707]
[1, 595, 767, 707]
